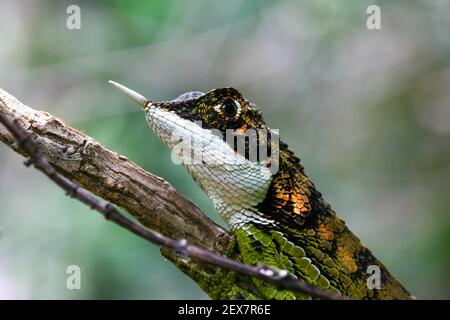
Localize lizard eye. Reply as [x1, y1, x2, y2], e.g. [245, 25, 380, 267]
[221, 100, 238, 118]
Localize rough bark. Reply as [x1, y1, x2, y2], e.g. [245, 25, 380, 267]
[0, 87, 230, 254]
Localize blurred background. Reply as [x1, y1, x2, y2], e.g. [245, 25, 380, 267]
[0, 0, 449, 299]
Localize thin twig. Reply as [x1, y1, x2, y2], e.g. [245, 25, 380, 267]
[0, 110, 350, 300]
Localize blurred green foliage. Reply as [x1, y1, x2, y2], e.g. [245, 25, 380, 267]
[0, 0, 449, 299]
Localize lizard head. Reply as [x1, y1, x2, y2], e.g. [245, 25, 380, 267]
[109, 81, 279, 227]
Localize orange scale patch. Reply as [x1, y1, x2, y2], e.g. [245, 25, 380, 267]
[337, 246, 358, 273]
[318, 223, 335, 241]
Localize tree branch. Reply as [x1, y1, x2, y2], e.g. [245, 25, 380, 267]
[0, 87, 227, 252]
[0, 87, 349, 300]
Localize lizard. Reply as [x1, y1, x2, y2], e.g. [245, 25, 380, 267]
[109, 80, 413, 300]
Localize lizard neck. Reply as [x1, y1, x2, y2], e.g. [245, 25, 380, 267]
[255, 141, 326, 231]
[209, 141, 326, 230]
